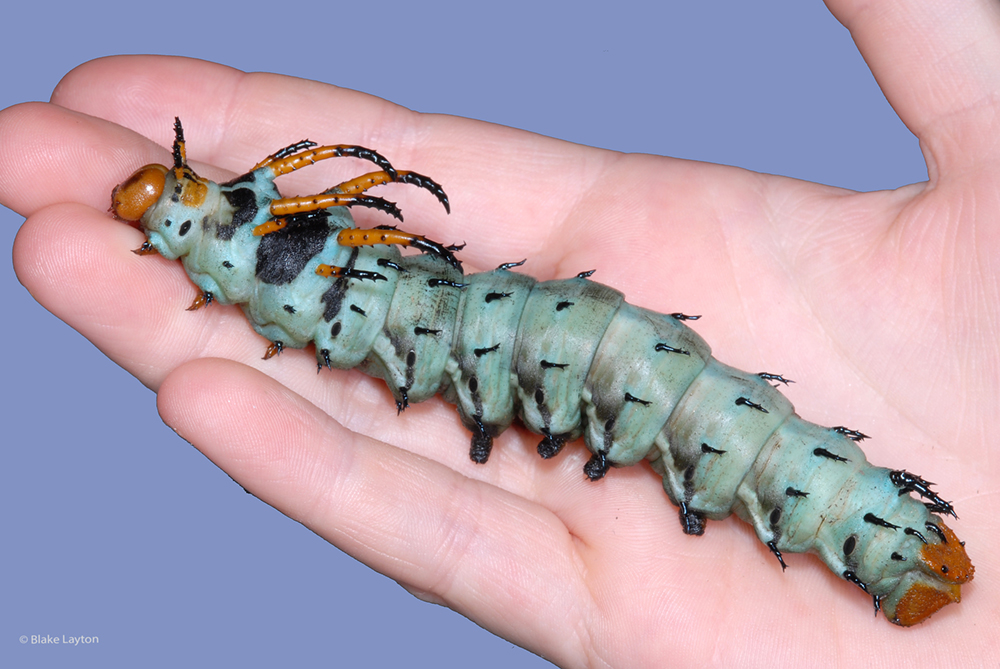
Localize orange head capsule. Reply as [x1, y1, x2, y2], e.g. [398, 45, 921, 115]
[111, 164, 168, 221]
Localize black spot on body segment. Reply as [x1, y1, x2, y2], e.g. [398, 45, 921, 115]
[331, 322, 342, 338]
[844, 536, 857, 556]
[604, 417, 615, 431]
[406, 350, 416, 367]
[468, 376, 478, 393]
[179, 220, 192, 236]
[813, 447, 849, 462]
[485, 291, 511, 303]
[556, 301, 574, 311]
[701, 443, 727, 454]
[283, 304, 296, 314]
[350, 304, 366, 316]
[534, 388, 544, 405]
[891, 552, 906, 561]
[223, 260, 234, 269]
[769, 508, 781, 526]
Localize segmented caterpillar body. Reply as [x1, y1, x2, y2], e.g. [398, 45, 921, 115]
[110, 119, 973, 626]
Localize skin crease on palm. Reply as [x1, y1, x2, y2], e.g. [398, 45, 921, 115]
[1, 0, 998, 666]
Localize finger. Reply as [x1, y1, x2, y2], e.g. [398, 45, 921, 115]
[825, 0, 1000, 175]
[48, 56, 561, 191]
[156, 357, 589, 668]
[12, 201, 258, 388]
[0, 102, 231, 219]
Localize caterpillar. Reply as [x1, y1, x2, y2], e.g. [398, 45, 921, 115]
[111, 118, 973, 626]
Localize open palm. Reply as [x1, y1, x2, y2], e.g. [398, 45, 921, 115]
[2, 1, 997, 666]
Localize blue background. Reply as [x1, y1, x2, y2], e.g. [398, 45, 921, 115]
[1, 1, 924, 667]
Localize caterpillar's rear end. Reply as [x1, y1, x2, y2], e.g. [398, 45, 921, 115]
[447, 264, 972, 625]
[111, 119, 973, 626]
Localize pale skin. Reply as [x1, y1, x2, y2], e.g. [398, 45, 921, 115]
[1, 0, 998, 665]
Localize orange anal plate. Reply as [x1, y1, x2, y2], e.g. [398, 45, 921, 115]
[893, 582, 962, 627]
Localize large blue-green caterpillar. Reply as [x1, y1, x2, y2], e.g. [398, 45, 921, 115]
[111, 119, 973, 626]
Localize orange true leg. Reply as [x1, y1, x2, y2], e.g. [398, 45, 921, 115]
[186, 291, 214, 311]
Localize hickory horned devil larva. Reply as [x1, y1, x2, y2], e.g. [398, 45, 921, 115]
[109, 119, 974, 626]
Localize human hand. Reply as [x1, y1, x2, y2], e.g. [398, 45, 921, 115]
[1, 2, 996, 666]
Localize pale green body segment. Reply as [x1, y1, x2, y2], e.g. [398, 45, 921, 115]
[139, 164, 962, 622]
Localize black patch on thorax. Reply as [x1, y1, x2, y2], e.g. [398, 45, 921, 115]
[255, 212, 331, 285]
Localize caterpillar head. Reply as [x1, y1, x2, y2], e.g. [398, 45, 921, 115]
[110, 119, 213, 260]
[883, 521, 974, 626]
[111, 118, 208, 224]
[111, 163, 168, 222]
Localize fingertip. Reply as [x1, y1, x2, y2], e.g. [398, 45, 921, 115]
[0, 102, 173, 217]
[51, 55, 243, 145]
[155, 357, 364, 524]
